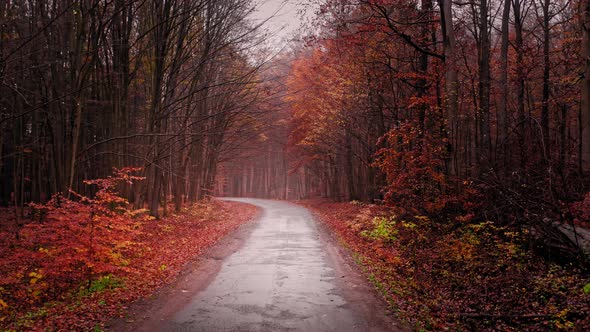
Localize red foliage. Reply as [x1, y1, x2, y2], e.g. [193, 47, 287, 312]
[374, 122, 451, 214]
[570, 192, 590, 226]
[1, 168, 146, 312]
[0, 169, 258, 331]
[302, 200, 590, 331]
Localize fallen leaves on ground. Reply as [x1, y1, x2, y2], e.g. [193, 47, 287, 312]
[300, 199, 590, 331]
[0, 199, 257, 331]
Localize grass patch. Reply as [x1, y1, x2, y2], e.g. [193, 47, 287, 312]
[79, 275, 124, 297]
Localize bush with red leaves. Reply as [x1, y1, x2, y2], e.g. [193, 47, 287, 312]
[0, 169, 257, 331]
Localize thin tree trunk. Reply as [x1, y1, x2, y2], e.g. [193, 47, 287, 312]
[67, 98, 83, 196]
[581, 0, 590, 171]
[478, 0, 491, 170]
[541, 0, 551, 155]
[514, 0, 526, 141]
[498, 0, 511, 164]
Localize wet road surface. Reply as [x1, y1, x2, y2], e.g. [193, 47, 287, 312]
[114, 198, 401, 331]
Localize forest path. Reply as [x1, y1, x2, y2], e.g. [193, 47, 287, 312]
[110, 198, 402, 331]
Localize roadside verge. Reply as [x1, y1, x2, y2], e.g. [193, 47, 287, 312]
[1, 199, 258, 331]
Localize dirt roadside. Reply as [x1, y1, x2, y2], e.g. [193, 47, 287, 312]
[105, 207, 262, 331]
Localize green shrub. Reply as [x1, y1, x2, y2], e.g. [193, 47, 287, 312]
[79, 274, 123, 297]
[361, 216, 398, 243]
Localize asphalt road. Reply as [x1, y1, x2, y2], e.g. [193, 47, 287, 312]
[111, 198, 402, 332]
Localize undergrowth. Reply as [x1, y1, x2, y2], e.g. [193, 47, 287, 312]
[0, 169, 258, 331]
[302, 200, 590, 331]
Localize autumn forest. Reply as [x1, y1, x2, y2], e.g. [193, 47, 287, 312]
[1, 0, 590, 330]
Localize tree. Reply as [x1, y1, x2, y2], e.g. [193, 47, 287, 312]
[0, 0, 265, 218]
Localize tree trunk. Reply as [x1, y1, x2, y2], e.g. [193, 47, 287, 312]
[498, 0, 511, 164]
[345, 131, 357, 200]
[67, 98, 83, 196]
[440, 0, 459, 175]
[581, 0, 590, 171]
[541, 0, 551, 155]
[512, 0, 525, 135]
[478, 0, 491, 170]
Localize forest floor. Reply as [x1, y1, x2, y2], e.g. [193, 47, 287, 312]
[0, 199, 258, 331]
[2, 197, 589, 331]
[300, 199, 590, 331]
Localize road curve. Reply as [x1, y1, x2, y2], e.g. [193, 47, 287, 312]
[117, 198, 402, 331]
